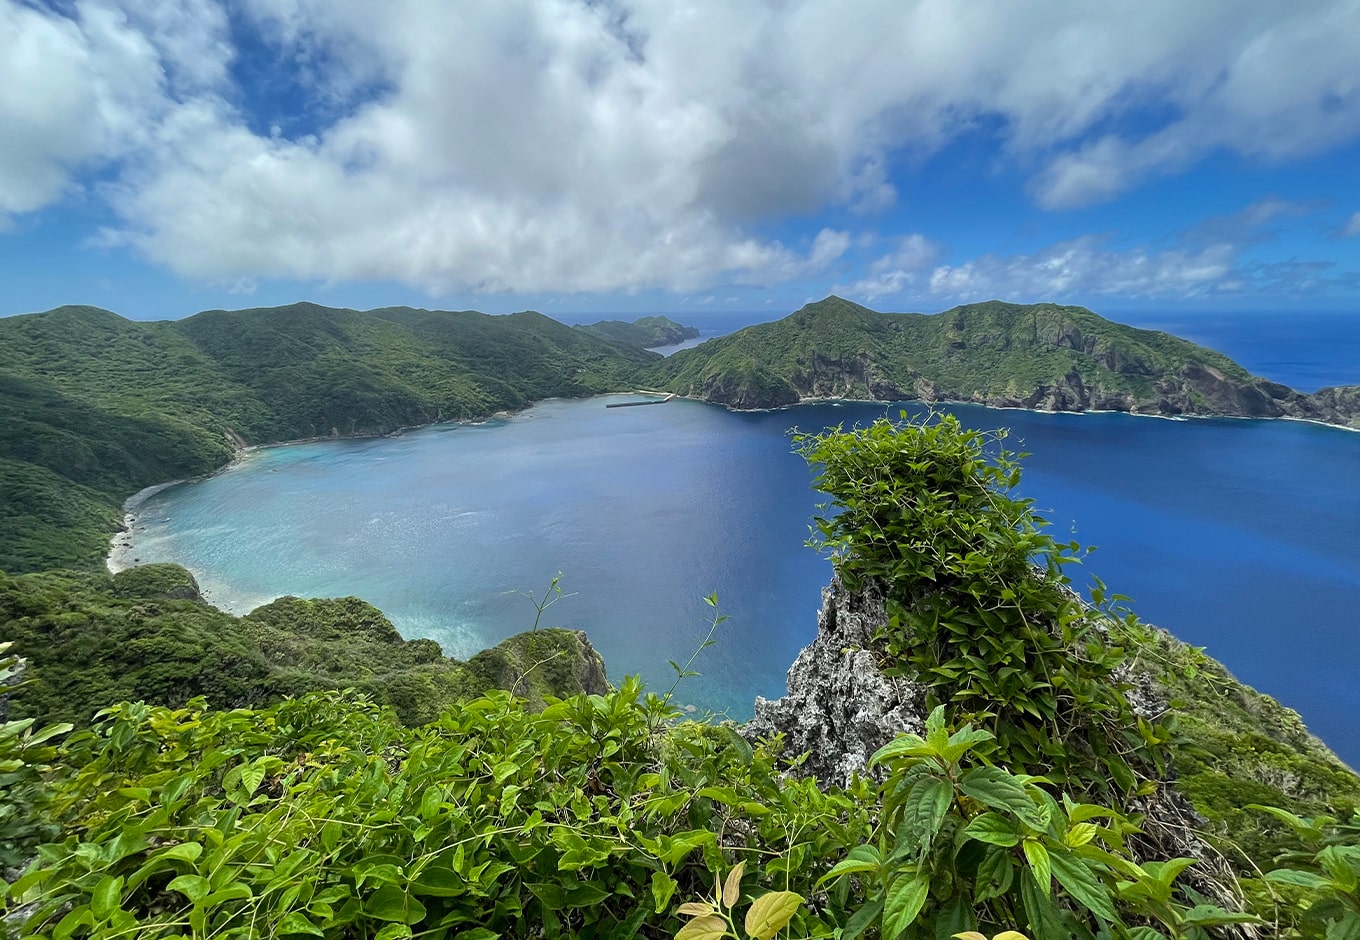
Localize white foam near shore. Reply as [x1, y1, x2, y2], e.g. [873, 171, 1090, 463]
[106, 480, 188, 574]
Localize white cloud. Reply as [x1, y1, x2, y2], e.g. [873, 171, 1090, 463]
[838, 233, 940, 300]
[846, 199, 1342, 304]
[1344, 212, 1360, 237]
[4, 0, 1360, 291]
[923, 236, 1238, 302]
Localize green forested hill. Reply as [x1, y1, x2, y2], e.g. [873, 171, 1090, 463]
[0, 303, 657, 573]
[643, 296, 1360, 425]
[0, 563, 604, 728]
[576, 315, 700, 348]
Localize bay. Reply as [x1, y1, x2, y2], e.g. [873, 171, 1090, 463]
[120, 395, 1360, 765]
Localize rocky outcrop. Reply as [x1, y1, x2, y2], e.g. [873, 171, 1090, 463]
[467, 628, 609, 709]
[745, 572, 1246, 919]
[745, 575, 926, 783]
[1307, 385, 1360, 429]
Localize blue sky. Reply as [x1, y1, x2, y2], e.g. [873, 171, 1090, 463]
[3, 0, 1359, 321]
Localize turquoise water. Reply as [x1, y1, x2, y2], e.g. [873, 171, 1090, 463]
[122, 395, 1360, 764]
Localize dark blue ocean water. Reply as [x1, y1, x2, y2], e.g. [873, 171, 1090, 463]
[118, 310, 1360, 764]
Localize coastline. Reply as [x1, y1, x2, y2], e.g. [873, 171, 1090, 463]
[104, 389, 1360, 576]
[102, 395, 612, 575]
[689, 391, 1360, 432]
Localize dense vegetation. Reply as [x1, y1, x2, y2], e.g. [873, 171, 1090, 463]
[643, 297, 1360, 426]
[0, 564, 602, 729]
[0, 304, 658, 573]
[4, 415, 1360, 939]
[577, 316, 700, 348]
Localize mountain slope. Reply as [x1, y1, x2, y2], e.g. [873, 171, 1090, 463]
[643, 296, 1360, 425]
[0, 303, 656, 573]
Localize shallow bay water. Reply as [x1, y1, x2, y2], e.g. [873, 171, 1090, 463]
[120, 394, 1360, 764]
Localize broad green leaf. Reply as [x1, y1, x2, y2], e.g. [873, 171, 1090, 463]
[960, 767, 1037, 822]
[167, 874, 211, 903]
[1022, 841, 1051, 894]
[25, 721, 74, 746]
[1318, 846, 1360, 893]
[924, 704, 948, 751]
[900, 776, 954, 847]
[527, 882, 569, 911]
[1176, 905, 1262, 929]
[1264, 869, 1331, 889]
[453, 929, 500, 940]
[883, 874, 929, 940]
[675, 914, 727, 940]
[870, 734, 932, 768]
[203, 884, 254, 908]
[239, 760, 266, 797]
[745, 891, 803, 940]
[1122, 928, 1169, 940]
[160, 842, 204, 863]
[366, 885, 427, 924]
[963, 812, 1020, 847]
[91, 875, 123, 920]
[975, 846, 1016, 901]
[276, 912, 325, 937]
[934, 895, 974, 938]
[1064, 823, 1098, 847]
[1325, 912, 1360, 940]
[942, 725, 994, 764]
[651, 872, 678, 914]
[1020, 871, 1064, 940]
[374, 926, 415, 940]
[816, 857, 880, 886]
[1049, 849, 1118, 922]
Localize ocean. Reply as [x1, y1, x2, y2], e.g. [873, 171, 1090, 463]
[115, 309, 1360, 764]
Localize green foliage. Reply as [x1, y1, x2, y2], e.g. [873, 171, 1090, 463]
[3, 684, 869, 939]
[1246, 806, 1360, 938]
[814, 705, 1257, 939]
[795, 412, 1167, 798]
[577, 316, 699, 348]
[0, 642, 74, 871]
[1127, 626, 1360, 872]
[0, 570, 603, 728]
[644, 296, 1306, 419]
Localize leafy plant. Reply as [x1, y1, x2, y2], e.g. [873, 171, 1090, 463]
[1248, 805, 1360, 938]
[672, 862, 805, 940]
[795, 412, 1168, 798]
[820, 705, 1257, 940]
[1, 642, 72, 873]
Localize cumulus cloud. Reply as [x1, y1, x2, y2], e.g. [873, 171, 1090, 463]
[846, 199, 1347, 304]
[837, 234, 940, 300]
[3, 0, 1360, 291]
[923, 236, 1238, 302]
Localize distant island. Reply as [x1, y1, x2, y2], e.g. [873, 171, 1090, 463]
[643, 296, 1360, 424]
[576, 314, 700, 348]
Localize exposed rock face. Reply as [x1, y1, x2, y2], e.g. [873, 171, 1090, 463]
[745, 576, 926, 783]
[746, 573, 1246, 921]
[1308, 385, 1360, 429]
